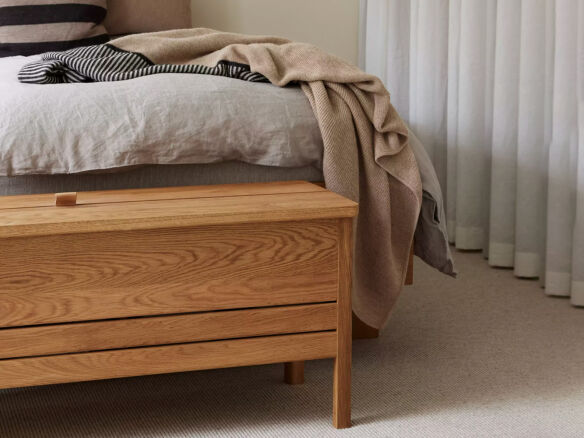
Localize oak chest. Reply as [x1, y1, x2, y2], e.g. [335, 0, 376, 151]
[0, 181, 358, 428]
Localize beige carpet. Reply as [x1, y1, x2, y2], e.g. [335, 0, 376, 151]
[2, 251, 584, 437]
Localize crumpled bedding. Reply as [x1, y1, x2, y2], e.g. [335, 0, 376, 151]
[0, 55, 323, 176]
[0, 48, 455, 327]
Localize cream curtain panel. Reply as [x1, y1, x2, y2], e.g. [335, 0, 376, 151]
[361, 0, 584, 303]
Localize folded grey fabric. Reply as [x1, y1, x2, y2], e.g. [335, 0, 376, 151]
[408, 129, 457, 277]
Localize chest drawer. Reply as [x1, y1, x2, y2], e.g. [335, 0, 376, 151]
[0, 219, 339, 327]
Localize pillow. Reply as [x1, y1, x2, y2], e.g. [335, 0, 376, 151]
[0, 0, 109, 58]
[104, 0, 191, 35]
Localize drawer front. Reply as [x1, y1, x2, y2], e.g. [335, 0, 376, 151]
[0, 303, 337, 359]
[0, 220, 339, 327]
[0, 332, 337, 390]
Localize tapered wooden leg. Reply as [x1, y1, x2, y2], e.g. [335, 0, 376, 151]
[284, 361, 304, 384]
[333, 218, 352, 429]
[405, 242, 414, 285]
[352, 244, 412, 341]
[352, 312, 379, 339]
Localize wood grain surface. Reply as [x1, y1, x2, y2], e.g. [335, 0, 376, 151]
[54, 192, 77, 207]
[405, 243, 414, 285]
[0, 332, 337, 389]
[0, 187, 357, 239]
[284, 361, 305, 385]
[0, 220, 339, 327]
[0, 181, 326, 210]
[0, 181, 359, 428]
[333, 218, 353, 428]
[0, 303, 337, 359]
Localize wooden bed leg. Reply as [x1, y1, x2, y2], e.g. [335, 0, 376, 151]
[284, 361, 304, 385]
[333, 218, 352, 429]
[405, 242, 414, 286]
[352, 243, 414, 341]
[352, 313, 379, 339]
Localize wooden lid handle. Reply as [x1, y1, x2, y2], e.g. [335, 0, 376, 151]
[55, 192, 77, 207]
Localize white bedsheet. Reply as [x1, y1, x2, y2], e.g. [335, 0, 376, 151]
[0, 55, 323, 176]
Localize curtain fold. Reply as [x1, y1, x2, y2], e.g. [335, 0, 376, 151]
[362, 0, 584, 301]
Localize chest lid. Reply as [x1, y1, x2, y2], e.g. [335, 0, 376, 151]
[0, 181, 358, 238]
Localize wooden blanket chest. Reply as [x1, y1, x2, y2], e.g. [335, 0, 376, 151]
[0, 181, 358, 428]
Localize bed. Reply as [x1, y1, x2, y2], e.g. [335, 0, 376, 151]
[0, 51, 452, 274]
[0, 50, 452, 281]
[0, 55, 324, 188]
[0, 0, 454, 428]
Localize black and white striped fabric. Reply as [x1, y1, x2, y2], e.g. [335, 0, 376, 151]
[18, 44, 269, 84]
[0, 1, 109, 58]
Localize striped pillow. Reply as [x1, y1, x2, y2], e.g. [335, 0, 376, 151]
[0, 1, 109, 58]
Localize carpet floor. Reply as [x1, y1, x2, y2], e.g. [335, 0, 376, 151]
[2, 251, 584, 437]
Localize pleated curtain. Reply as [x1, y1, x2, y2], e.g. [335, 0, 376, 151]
[361, 0, 584, 303]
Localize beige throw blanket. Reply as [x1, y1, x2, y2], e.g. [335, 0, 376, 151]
[112, 28, 422, 329]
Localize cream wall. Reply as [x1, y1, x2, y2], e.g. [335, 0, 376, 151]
[190, 0, 360, 65]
